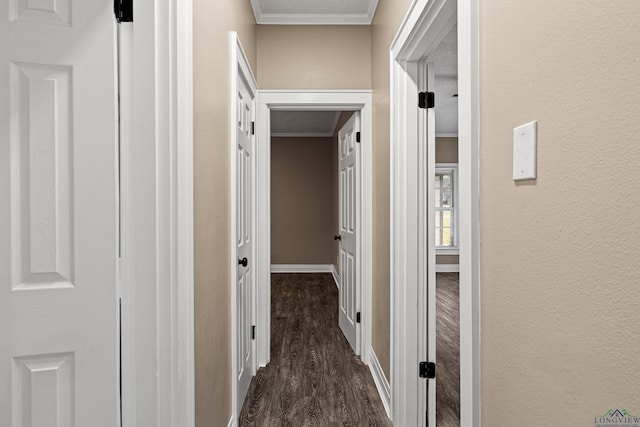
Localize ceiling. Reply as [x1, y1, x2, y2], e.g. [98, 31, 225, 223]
[250, 0, 378, 25]
[271, 110, 341, 137]
[430, 23, 458, 136]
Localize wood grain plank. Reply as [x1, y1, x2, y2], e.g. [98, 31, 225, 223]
[436, 272, 461, 427]
[239, 273, 392, 427]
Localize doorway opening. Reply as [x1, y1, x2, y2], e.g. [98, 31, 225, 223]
[239, 107, 385, 424]
[390, 0, 480, 426]
[254, 91, 373, 370]
[420, 22, 462, 427]
[270, 109, 361, 354]
[235, 91, 387, 420]
[269, 109, 352, 276]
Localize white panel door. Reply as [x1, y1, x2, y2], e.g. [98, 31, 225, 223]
[0, 1, 120, 426]
[236, 73, 255, 408]
[338, 112, 361, 354]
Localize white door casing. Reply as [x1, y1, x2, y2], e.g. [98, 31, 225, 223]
[255, 91, 373, 372]
[0, 1, 120, 425]
[338, 112, 361, 355]
[118, 1, 196, 425]
[231, 32, 258, 421]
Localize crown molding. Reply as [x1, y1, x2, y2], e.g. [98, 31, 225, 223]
[251, 0, 378, 25]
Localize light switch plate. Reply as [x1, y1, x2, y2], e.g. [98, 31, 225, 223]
[513, 120, 537, 181]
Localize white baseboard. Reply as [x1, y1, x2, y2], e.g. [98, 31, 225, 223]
[331, 264, 340, 288]
[270, 264, 334, 273]
[227, 415, 234, 427]
[368, 347, 391, 418]
[436, 263, 460, 273]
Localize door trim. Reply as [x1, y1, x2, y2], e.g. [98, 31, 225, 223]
[119, 0, 194, 425]
[176, 1, 195, 425]
[255, 90, 373, 369]
[230, 32, 258, 424]
[390, 0, 480, 426]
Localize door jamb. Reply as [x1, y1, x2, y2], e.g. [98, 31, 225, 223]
[230, 32, 259, 425]
[176, 1, 195, 425]
[255, 90, 373, 370]
[390, 0, 480, 426]
[119, 0, 194, 425]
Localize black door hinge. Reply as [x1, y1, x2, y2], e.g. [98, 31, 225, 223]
[114, 0, 133, 22]
[251, 121, 255, 135]
[356, 131, 361, 143]
[418, 92, 435, 109]
[356, 312, 361, 323]
[251, 325, 256, 340]
[419, 361, 436, 379]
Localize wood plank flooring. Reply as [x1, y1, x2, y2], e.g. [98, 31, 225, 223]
[239, 273, 392, 427]
[436, 272, 461, 427]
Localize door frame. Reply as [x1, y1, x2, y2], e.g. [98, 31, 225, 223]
[230, 32, 258, 423]
[389, 0, 480, 426]
[255, 90, 373, 368]
[119, 0, 194, 425]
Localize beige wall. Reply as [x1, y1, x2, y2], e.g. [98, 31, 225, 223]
[371, 0, 414, 380]
[480, 1, 640, 424]
[436, 255, 459, 265]
[193, 1, 256, 425]
[257, 25, 372, 89]
[436, 137, 458, 164]
[271, 137, 336, 265]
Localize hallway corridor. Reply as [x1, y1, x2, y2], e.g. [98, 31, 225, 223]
[239, 273, 391, 426]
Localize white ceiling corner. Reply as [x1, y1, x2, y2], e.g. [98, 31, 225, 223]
[271, 110, 341, 137]
[250, 0, 379, 25]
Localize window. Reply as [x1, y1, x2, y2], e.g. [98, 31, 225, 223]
[435, 164, 458, 252]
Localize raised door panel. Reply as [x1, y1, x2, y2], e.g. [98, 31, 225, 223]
[10, 0, 72, 27]
[12, 353, 74, 427]
[10, 63, 74, 290]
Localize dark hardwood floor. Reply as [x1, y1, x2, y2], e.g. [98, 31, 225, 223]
[239, 273, 392, 427]
[436, 272, 460, 427]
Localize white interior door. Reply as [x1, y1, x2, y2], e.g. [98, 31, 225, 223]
[338, 112, 361, 355]
[0, 1, 120, 426]
[236, 72, 255, 408]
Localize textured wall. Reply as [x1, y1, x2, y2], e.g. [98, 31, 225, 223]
[480, 1, 640, 424]
[436, 254, 459, 265]
[257, 25, 371, 89]
[370, 0, 414, 380]
[436, 137, 458, 164]
[193, 1, 256, 425]
[271, 137, 336, 265]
